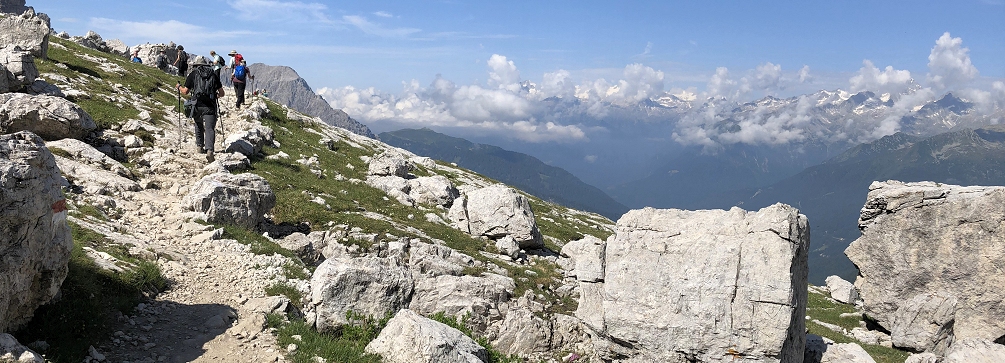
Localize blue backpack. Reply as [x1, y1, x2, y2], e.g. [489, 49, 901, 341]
[234, 65, 247, 82]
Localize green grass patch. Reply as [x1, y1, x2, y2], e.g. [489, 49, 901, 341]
[265, 283, 304, 308]
[267, 312, 388, 363]
[283, 262, 310, 281]
[48, 146, 72, 158]
[13, 222, 165, 362]
[806, 287, 911, 363]
[71, 203, 109, 222]
[429, 312, 521, 363]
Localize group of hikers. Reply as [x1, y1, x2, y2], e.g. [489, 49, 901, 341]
[131, 47, 258, 162]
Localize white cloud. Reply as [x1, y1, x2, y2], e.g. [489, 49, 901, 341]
[342, 15, 420, 38]
[226, 0, 331, 23]
[927, 32, 979, 91]
[705, 67, 749, 100]
[374, 11, 393, 18]
[584, 155, 598, 163]
[487, 54, 521, 91]
[848, 60, 913, 95]
[754, 62, 782, 92]
[798, 65, 812, 83]
[88, 18, 254, 47]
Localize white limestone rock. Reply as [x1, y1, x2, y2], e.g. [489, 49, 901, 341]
[0, 132, 72, 332]
[846, 181, 1005, 350]
[0, 7, 49, 58]
[0, 45, 37, 92]
[904, 353, 938, 363]
[458, 185, 542, 249]
[407, 175, 459, 207]
[409, 274, 513, 332]
[586, 204, 809, 363]
[825, 275, 858, 304]
[0, 333, 43, 363]
[365, 309, 487, 363]
[0, 93, 97, 140]
[367, 151, 412, 177]
[183, 172, 276, 230]
[491, 307, 552, 356]
[45, 138, 130, 177]
[560, 235, 604, 283]
[820, 343, 876, 363]
[310, 256, 413, 333]
[223, 126, 274, 157]
[942, 338, 1005, 363]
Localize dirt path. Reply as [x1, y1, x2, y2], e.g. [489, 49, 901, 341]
[92, 97, 291, 363]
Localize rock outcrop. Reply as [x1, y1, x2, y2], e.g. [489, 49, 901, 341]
[580, 204, 809, 362]
[0, 333, 42, 363]
[222, 126, 273, 157]
[130, 43, 181, 71]
[183, 172, 276, 230]
[941, 338, 1005, 363]
[825, 275, 858, 305]
[0, 132, 72, 332]
[0, 45, 38, 93]
[450, 185, 543, 250]
[560, 235, 604, 283]
[309, 256, 413, 333]
[0, 7, 49, 58]
[0, 93, 97, 140]
[846, 181, 1005, 352]
[364, 309, 487, 363]
[365, 152, 460, 208]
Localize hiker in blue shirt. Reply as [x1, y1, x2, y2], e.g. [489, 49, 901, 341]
[232, 60, 253, 109]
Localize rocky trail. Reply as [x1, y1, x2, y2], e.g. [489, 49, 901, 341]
[75, 95, 291, 363]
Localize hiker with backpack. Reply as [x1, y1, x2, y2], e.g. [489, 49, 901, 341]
[232, 59, 254, 109]
[155, 49, 169, 72]
[176, 55, 224, 162]
[227, 50, 243, 70]
[174, 45, 188, 76]
[209, 50, 225, 78]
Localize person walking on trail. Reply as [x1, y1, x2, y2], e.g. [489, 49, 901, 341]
[176, 56, 224, 162]
[155, 49, 169, 72]
[174, 45, 188, 76]
[209, 50, 225, 78]
[131, 51, 142, 63]
[227, 50, 243, 70]
[232, 60, 253, 109]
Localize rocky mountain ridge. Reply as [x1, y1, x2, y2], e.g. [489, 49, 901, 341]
[3, 5, 1005, 363]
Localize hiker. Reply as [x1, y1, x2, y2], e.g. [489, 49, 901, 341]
[174, 45, 188, 76]
[176, 55, 224, 162]
[155, 49, 169, 72]
[232, 60, 253, 109]
[131, 51, 142, 63]
[209, 50, 225, 78]
[227, 50, 243, 70]
[261, 89, 269, 97]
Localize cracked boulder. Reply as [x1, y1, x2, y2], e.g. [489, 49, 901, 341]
[183, 172, 276, 230]
[450, 185, 542, 249]
[0, 7, 49, 58]
[0, 93, 97, 140]
[0, 132, 72, 332]
[0, 45, 37, 92]
[365, 309, 487, 363]
[309, 256, 413, 333]
[579, 204, 809, 362]
[846, 181, 1005, 352]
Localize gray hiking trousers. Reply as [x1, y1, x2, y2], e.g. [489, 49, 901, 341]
[193, 105, 217, 152]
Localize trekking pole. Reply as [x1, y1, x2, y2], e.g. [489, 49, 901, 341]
[175, 83, 182, 150]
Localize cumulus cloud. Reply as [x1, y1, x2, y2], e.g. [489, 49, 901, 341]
[798, 65, 812, 83]
[704, 67, 750, 101]
[487, 54, 521, 91]
[848, 60, 914, 95]
[927, 32, 979, 91]
[342, 15, 420, 38]
[754, 62, 782, 92]
[584, 155, 598, 163]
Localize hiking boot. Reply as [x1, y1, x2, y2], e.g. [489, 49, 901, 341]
[206, 150, 215, 162]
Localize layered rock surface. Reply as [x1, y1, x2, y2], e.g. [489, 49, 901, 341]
[364, 309, 487, 363]
[450, 185, 543, 250]
[0, 8, 48, 58]
[0, 131, 72, 332]
[183, 172, 276, 229]
[0, 93, 97, 140]
[578, 204, 809, 362]
[846, 181, 1005, 353]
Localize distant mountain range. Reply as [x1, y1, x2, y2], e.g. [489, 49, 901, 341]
[718, 125, 1005, 284]
[225, 64, 374, 138]
[379, 128, 630, 220]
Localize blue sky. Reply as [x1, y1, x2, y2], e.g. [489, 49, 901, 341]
[43, 0, 1004, 93]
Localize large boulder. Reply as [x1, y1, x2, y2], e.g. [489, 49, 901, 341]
[846, 181, 1005, 351]
[222, 126, 273, 157]
[825, 275, 858, 305]
[0, 333, 42, 363]
[407, 175, 459, 207]
[560, 235, 605, 282]
[309, 256, 413, 333]
[581, 204, 809, 362]
[0, 93, 97, 140]
[367, 151, 412, 177]
[490, 307, 552, 355]
[0, 132, 72, 332]
[409, 274, 513, 331]
[942, 338, 1005, 363]
[130, 43, 180, 70]
[454, 185, 542, 249]
[365, 309, 487, 363]
[183, 172, 276, 230]
[0, 7, 49, 58]
[0, 45, 37, 92]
